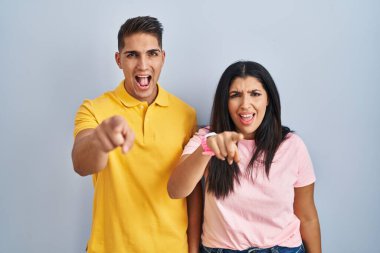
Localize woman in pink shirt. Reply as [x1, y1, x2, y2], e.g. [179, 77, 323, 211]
[168, 61, 321, 253]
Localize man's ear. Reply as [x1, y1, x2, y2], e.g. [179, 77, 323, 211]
[115, 52, 122, 69]
[162, 50, 166, 63]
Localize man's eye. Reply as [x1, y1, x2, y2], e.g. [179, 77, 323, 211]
[126, 53, 136, 58]
[149, 51, 159, 57]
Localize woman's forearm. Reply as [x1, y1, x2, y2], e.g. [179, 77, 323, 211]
[301, 218, 322, 253]
[168, 147, 210, 198]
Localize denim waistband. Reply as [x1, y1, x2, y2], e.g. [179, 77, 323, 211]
[201, 244, 304, 253]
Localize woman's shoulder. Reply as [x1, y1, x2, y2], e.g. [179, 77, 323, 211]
[281, 132, 308, 151]
[284, 132, 301, 142]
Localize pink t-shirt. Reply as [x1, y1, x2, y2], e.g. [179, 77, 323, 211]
[182, 128, 315, 250]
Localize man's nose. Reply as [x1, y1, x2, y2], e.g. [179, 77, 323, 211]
[137, 56, 148, 70]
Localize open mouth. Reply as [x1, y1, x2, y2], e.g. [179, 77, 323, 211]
[135, 75, 152, 89]
[239, 113, 255, 124]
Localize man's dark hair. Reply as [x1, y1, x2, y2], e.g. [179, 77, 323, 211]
[117, 16, 163, 51]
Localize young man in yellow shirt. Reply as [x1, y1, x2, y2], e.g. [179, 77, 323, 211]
[72, 16, 202, 253]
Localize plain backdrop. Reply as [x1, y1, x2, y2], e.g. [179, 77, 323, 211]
[0, 0, 379, 252]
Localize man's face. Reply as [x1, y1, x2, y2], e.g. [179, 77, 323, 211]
[115, 33, 165, 104]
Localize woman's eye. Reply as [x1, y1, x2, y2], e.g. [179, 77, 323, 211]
[251, 92, 261, 97]
[229, 93, 240, 98]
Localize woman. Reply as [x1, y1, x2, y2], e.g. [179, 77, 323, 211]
[168, 61, 321, 253]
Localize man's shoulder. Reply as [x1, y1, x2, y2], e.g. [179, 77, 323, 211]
[76, 88, 121, 121]
[169, 93, 193, 108]
[162, 89, 194, 111]
[167, 94, 196, 119]
[84, 89, 118, 106]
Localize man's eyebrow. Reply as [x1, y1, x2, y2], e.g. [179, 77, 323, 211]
[147, 48, 162, 53]
[123, 50, 138, 55]
[123, 49, 161, 54]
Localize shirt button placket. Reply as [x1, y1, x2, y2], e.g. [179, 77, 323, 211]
[144, 106, 151, 142]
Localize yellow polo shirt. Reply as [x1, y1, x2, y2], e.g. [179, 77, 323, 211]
[74, 81, 197, 253]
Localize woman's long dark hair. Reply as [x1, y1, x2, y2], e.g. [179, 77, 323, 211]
[207, 61, 291, 199]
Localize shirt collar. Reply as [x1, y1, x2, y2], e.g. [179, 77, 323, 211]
[114, 80, 169, 108]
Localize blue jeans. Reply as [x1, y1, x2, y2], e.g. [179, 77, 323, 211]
[200, 244, 305, 253]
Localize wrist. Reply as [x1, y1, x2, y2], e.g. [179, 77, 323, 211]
[92, 129, 109, 154]
[201, 132, 216, 156]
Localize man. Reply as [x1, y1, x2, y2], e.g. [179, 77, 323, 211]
[72, 16, 202, 253]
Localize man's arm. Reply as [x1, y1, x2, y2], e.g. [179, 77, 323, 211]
[72, 115, 135, 176]
[187, 182, 203, 253]
[294, 183, 322, 253]
[72, 129, 109, 176]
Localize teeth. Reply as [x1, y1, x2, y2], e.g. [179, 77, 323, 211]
[240, 114, 253, 119]
[136, 75, 150, 86]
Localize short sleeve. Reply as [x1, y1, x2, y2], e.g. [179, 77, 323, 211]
[73, 99, 99, 137]
[182, 127, 210, 156]
[293, 136, 316, 188]
[185, 109, 198, 145]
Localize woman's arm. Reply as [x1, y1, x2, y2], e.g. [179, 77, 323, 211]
[168, 147, 210, 198]
[294, 183, 322, 253]
[168, 131, 243, 199]
[187, 182, 203, 253]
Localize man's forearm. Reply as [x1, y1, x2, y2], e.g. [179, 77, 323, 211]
[72, 130, 108, 176]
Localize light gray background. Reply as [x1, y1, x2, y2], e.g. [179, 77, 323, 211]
[0, 0, 379, 252]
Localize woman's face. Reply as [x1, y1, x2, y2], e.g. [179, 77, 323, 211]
[228, 76, 269, 139]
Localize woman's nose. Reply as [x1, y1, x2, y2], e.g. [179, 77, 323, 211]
[240, 95, 252, 109]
